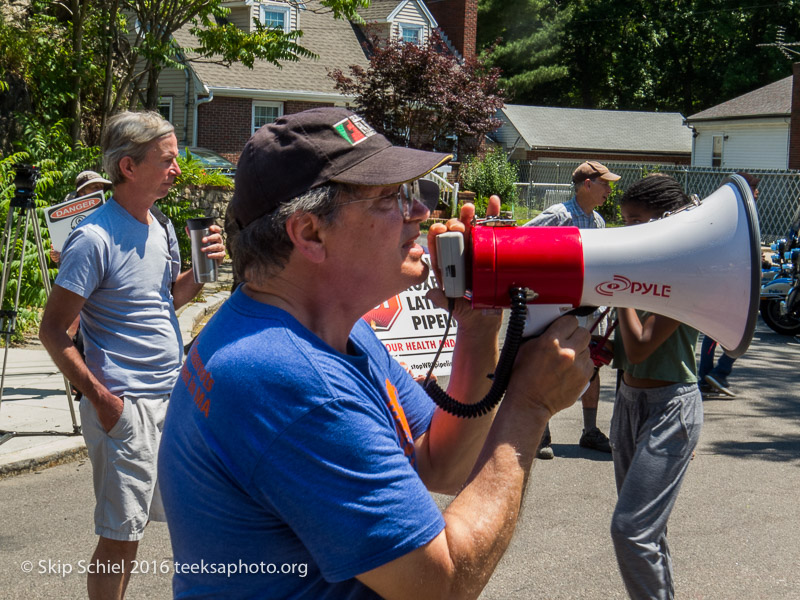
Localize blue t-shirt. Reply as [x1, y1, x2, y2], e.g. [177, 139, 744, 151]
[55, 198, 182, 397]
[524, 195, 605, 229]
[159, 288, 444, 599]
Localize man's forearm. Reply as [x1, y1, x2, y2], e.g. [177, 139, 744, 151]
[439, 393, 548, 598]
[40, 327, 108, 406]
[172, 269, 204, 310]
[419, 321, 501, 494]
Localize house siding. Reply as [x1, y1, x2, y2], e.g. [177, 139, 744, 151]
[228, 4, 252, 30]
[692, 120, 789, 169]
[158, 69, 191, 145]
[249, 2, 299, 32]
[494, 113, 518, 145]
[392, 2, 430, 43]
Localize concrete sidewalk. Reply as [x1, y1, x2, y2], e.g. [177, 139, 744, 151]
[0, 269, 232, 477]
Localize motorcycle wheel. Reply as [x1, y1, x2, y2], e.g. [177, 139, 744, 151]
[759, 299, 800, 335]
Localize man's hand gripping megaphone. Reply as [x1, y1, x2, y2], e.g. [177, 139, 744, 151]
[424, 197, 594, 420]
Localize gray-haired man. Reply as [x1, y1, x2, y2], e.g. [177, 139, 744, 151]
[39, 111, 225, 600]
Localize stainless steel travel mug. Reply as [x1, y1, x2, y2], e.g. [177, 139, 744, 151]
[187, 217, 217, 283]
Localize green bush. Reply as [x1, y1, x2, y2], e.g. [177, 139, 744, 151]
[0, 119, 100, 344]
[597, 182, 623, 226]
[459, 147, 519, 212]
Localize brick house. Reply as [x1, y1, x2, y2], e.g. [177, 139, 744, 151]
[158, 0, 477, 163]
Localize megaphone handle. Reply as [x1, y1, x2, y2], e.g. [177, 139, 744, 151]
[424, 287, 529, 418]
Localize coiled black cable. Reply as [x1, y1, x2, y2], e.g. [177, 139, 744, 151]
[423, 287, 529, 418]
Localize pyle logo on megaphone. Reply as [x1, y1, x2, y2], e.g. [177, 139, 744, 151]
[595, 275, 672, 298]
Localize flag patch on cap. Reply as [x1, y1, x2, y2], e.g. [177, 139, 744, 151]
[333, 116, 376, 146]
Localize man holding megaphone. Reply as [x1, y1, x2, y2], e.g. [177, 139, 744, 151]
[157, 107, 596, 599]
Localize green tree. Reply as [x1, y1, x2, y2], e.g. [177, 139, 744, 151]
[477, 0, 571, 105]
[0, 0, 371, 146]
[558, 0, 800, 113]
[330, 30, 504, 157]
[476, 0, 800, 114]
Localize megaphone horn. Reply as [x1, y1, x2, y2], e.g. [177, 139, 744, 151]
[438, 174, 761, 358]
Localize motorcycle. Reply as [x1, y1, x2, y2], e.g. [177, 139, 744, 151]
[760, 205, 800, 335]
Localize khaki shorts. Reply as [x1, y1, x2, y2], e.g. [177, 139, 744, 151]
[80, 394, 169, 541]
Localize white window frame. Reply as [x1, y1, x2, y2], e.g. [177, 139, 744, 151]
[398, 23, 423, 45]
[158, 97, 173, 123]
[260, 3, 291, 32]
[252, 101, 284, 135]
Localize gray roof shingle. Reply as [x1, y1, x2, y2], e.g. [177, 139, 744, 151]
[356, 0, 400, 22]
[500, 104, 692, 154]
[686, 76, 791, 122]
[173, 2, 370, 97]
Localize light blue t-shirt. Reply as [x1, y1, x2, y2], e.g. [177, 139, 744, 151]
[159, 289, 444, 599]
[55, 198, 182, 397]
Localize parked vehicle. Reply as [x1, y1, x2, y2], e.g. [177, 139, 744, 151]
[178, 146, 236, 176]
[760, 205, 800, 335]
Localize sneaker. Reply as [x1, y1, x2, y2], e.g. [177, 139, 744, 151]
[704, 374, 735, 397]
[579, 427, 612, 453]
[698, 381, 714, 394]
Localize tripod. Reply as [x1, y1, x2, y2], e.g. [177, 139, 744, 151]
[0, 165, 80, 447]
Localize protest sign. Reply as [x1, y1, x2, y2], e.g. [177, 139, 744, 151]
[362, 255, 457, 378]
[45, 191, 105, 252]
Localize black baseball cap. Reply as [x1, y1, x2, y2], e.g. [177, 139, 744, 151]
[233, 107, 452, 227]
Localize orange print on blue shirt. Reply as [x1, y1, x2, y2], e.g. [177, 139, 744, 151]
[384, 378, 416, 467]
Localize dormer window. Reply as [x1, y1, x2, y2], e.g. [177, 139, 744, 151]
[260, 3, 291, 32]
[399, 23, 422, 45]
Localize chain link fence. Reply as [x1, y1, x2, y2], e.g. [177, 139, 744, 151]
[512, 160, 800, 243]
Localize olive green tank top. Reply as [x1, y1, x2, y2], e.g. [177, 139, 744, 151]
[612, 311, 699, 383]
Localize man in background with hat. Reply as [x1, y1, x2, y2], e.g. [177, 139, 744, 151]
[158, 107, 593, 599]
[524, 160, 620, 458]
[65, 170, 113, 202]
[51, 171, 113, 263]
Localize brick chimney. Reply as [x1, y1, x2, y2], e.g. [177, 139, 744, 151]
[425, 0, 477, 61]
[789, 62, 800, 169]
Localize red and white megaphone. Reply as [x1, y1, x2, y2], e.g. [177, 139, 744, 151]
[437, 174, 761, 358]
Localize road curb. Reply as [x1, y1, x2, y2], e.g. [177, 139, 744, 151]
[0, 437, 87, 479]
[177, 291, 230, 343]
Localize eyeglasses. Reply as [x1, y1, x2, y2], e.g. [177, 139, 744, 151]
[339, 179, 438, 220]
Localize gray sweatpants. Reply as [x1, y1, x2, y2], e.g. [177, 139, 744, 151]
[609, 381, 703, 600]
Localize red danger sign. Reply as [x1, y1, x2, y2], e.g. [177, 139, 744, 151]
[45, 190, 106, 252]
[360, 255, 458, 378]
[47, 194, 103, 222]
[363, 295, 402, 331]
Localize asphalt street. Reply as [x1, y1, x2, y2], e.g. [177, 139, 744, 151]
[0, 318, 799, 599]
